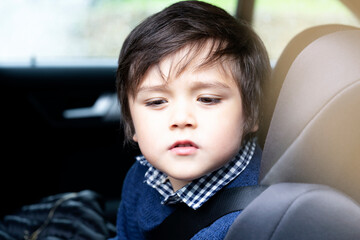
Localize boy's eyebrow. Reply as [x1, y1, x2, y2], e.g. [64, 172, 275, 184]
[136, 80, 231, 94]
[190, 81, 231, 91]
[137, 84, 170, 94]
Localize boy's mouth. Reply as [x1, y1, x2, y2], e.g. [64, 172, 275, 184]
[170, 140, 198, 149]
[169, 140, 198, 155]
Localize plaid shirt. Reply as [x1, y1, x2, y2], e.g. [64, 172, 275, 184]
[136, 139, 256, 210]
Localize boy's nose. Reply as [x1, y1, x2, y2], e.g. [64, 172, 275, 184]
[169, 104, 197, 130]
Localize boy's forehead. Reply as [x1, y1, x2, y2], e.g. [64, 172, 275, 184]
[137, 43, 236, 89]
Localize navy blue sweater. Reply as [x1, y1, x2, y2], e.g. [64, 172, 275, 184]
[110, 144, 262, 240]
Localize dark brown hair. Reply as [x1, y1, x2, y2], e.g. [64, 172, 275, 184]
[116, 1, 270, 143]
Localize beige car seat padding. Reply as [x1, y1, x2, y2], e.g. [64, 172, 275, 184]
[260, 29, 360, 202]
[258, 24, 359, 148]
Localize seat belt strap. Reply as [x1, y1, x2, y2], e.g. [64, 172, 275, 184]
[147, 185, 268, 240]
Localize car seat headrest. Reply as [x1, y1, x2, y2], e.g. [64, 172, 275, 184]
[258, 24, 359, 148]
[259, 25, 360, 203]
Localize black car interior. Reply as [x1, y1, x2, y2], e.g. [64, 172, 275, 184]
[1, 66, 140, 224]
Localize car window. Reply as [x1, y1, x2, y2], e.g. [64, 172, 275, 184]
[0, 0, 236, 67]
[253, 0, 360, 64]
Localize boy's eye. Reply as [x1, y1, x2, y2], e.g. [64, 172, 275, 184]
[197, 96, 221, 105]
[145, 99, 167, 107]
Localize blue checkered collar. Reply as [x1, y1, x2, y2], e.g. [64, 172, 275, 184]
[136, 139, 257, 210]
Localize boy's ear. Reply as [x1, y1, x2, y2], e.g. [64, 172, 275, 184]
[132, 133, 138, 142]
[251, 123, 259, 132]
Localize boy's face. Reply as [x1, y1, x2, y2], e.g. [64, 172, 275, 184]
[128, 46, 245, 191]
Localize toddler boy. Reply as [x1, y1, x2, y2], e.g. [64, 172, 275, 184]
[112, 1, 270, 239]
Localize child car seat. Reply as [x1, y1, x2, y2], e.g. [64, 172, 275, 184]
[225, 24, 360, 239]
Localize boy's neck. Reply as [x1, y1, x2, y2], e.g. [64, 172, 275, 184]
[168, 177, 190, 192]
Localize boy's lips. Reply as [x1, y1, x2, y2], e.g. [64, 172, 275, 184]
[169, 140, 198, 156]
